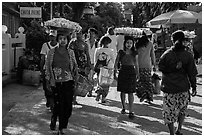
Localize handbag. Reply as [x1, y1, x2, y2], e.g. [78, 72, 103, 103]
[152, 73, 161, 94]
[98, 67, 114, 86]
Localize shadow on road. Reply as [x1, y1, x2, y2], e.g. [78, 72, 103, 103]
[2, 86, 202, 135]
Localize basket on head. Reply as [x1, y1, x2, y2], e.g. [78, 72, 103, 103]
[45, 18, 82, 33]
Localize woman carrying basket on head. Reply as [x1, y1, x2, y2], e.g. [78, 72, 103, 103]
[69, 30, 92, 104]
[114, 35, 139, 119]
[94, 36, 115, 103]
[45, 18, 81, 134]
[45, 30, 79, 134]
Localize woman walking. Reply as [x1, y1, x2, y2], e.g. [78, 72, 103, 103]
[45, 30, 78, 134]
[85, 28, 99, 97]
[158, 30, 197, 135]
[135, 31, 156, 103]
[114, 35, 139, 119]
[69, 30, 91, 104]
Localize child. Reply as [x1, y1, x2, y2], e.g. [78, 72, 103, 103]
[94, 36, 114, 103]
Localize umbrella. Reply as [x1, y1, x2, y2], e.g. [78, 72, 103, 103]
[197, 11, 202, 24]
[147, 10, 199, 26]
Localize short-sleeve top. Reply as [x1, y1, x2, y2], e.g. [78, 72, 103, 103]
[119, 50, 138, 66]
[40, 42, 59, 69]
[52, 49, 73, 82]
[40, 42, 58, 57]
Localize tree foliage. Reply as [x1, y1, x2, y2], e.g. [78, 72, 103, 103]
[23, 2, 201, 53]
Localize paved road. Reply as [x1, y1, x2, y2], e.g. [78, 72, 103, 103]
[2, 77, 202, 135]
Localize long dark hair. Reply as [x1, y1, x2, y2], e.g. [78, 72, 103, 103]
[171, 30, 185, 51]
[123, 35, 137, 55]
[136, 31, 149, 49]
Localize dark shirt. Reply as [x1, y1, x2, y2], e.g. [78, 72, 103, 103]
[158, 47, 197, 94]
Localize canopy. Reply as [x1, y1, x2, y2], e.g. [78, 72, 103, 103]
[197, 11, 202, 24]
[147, 10, 199, 27]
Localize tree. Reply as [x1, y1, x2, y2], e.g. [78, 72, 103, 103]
[95, 2, 123, 28]
[71, 2, 87, 22]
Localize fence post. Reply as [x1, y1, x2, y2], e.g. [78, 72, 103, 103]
[2, 25, 26, 75]
[2, 25, 12, 75]
[12, 27, 26, 68]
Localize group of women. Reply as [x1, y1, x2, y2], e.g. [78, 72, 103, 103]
[44, 26, 198, 135]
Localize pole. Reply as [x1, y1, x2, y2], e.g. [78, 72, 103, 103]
[50, 2, 53, 19]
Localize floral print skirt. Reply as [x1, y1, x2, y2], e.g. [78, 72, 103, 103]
[135, 68, 154, 101]
[162, 92, 190, 124]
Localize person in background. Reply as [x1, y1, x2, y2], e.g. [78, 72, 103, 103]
[135, 31, 156, 104]
[114, 35, 139, 119]
[45, 30, 78, 134]
[105, 27, 117, 63]
[40, 30, 58, 111]
[17, 50, 34, 83]
[94, 36, 114, 103]
[152, 33, 158, 50]
[85, 27, 99, 97]
[70, 31, 77, 41]
[69, 30, 91, 104]
[116, 34, 124, 52]
[158, 30, 197, 135]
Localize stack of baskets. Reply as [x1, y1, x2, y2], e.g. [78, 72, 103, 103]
[75, 74, 93, 97]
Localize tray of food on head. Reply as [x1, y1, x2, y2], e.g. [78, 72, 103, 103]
[44, 18, 82, 33]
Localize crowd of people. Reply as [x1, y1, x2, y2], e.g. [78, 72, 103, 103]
[40, 25, 198, 135]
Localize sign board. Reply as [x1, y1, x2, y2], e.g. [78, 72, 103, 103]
[20, 7, 42, 18]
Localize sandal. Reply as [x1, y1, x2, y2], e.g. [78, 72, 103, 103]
[140, 94, 147, 102]
[57, 129, 65, 135]
[50, 123, 56, 131]
[175, 131, 183, 135]
[128, 112, 135, 119]
[121, 109, 126, 114]
[145, 100, 153, 104]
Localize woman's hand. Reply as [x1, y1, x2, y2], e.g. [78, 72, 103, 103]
[136, 74, 140, 82]
[85, 67, 90, 75]
[46, 80, 52, 92]
[191, 89, 197, 97]
[114, 69, 118, 81]
[153, 66, 157, 72]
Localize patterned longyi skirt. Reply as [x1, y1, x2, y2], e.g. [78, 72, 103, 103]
[162, 92, 190, 124]
[135, 68, 154, 101]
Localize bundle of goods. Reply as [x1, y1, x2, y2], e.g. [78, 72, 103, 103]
[139, 28, 152, 36]
[183, 30, 196, 39]
[45, 18, 82, 33]
[114, 27, 143, 38]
